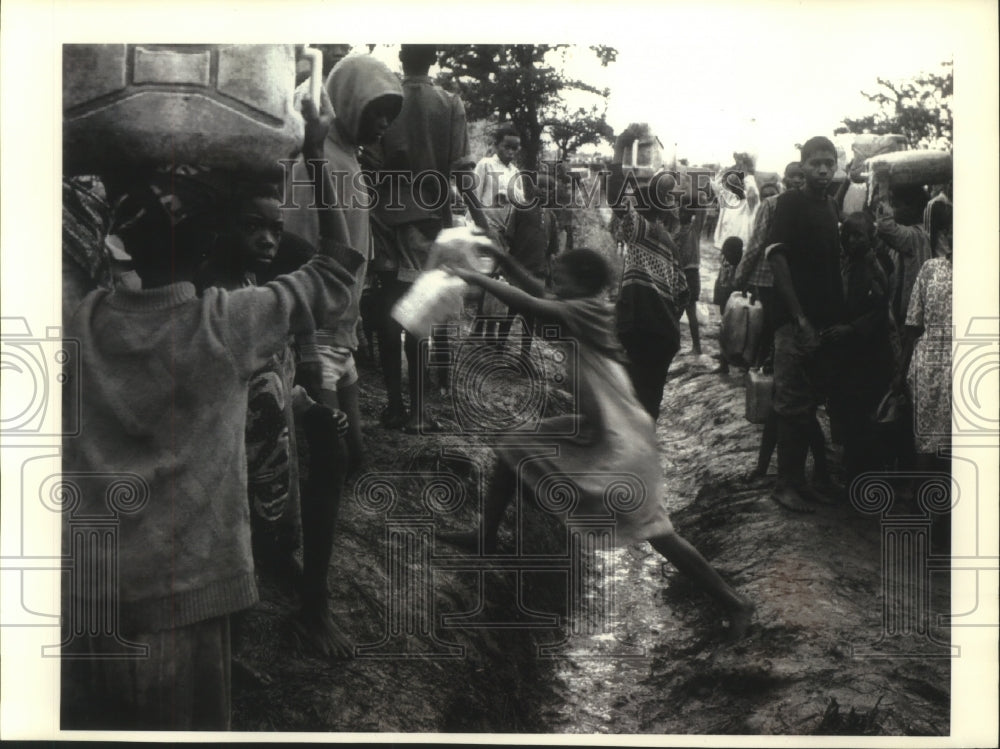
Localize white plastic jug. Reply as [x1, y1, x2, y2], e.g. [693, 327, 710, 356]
[391, 269, 467, 340]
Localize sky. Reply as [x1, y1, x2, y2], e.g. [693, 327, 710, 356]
[361, 2, 959, 173]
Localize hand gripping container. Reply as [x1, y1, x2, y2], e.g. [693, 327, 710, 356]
[63, 44, 321, 177]
[744, 368, 774, 424]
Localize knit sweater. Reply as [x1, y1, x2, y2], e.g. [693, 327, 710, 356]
[63, 251, 359, 633]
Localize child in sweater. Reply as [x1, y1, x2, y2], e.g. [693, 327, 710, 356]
[60, 94, 361, 730]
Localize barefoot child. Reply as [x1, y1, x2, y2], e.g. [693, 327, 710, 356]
[443, 245, 754, 637]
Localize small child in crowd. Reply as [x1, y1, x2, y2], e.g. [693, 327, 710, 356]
[713, 236, 744, 374]
[441, 243, 755, 639]
[824, 212, 894, 487]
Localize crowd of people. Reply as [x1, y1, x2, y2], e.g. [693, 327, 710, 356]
[707, 140, 953, 513]
[60, 44, 953, 731]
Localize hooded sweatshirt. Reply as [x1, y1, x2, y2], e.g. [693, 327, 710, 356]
[284, 55, 402, 350]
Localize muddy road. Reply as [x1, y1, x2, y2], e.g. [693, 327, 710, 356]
[232, 245, 951, 737]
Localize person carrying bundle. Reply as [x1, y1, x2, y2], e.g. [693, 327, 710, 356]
[607, 125, 689, 420]
[60, 95, 363, 730]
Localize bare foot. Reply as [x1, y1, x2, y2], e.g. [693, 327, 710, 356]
[292, 605, 354, 660]
[726, 600, 756, 640]
[771, 482, 815, 513]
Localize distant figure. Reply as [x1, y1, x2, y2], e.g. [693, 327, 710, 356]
[713, 152, 759, 250]
[471, 123, 525, 343]
[607, 164, 689, 419]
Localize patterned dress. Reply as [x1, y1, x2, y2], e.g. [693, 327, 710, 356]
[905, 257, 952, 454]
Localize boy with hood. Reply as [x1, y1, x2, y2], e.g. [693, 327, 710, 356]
[283, 54, 402, 656]
[370, 44, 476, 432]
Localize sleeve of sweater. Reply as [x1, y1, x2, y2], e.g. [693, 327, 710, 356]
[213, 251, 359, 379]
[876, 216, 923, 256]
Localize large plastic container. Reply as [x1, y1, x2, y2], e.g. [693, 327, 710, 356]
[864, 149, 952, 188]
[745, 368, 773, 424]
[63, 44, 316, 176]
[620, 122, 664, 182]
[721, 291, 764, 368]
[849, 133, 907, 182]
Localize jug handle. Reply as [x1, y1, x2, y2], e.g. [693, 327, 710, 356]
[301, 46, 323, 107]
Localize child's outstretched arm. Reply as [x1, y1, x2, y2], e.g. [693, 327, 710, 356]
[451, 266, 565, 325]
[484, 243, 547, 298]
[301, 91, 357, 268]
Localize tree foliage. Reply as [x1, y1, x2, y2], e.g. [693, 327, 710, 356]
[434, 45, 617, 170]
[546, 105, 615, 161]
[835, 61, 952, 151]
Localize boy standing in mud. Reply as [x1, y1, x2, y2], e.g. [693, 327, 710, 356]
[765, 136, 845, 512]
[284, 54, 403, 654]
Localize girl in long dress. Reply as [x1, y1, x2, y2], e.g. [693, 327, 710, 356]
[443, 245, 755, 637]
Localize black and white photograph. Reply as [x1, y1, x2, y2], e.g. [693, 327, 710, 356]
[1, 0, 997, 743]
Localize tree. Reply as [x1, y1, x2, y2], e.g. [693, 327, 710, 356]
[434, 45, 617, 170]
[545, 105, 615, 162]
[835, 61, 952, 151]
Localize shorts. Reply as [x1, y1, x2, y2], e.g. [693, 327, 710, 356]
[316, 343, 358, 391]
[773, 322, 827, 419]
[683, 267, 701, 305]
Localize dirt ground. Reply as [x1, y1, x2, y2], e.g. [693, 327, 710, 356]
[231, 236, 951, 736]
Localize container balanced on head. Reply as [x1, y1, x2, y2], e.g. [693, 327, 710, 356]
[60, 87, 364, 730]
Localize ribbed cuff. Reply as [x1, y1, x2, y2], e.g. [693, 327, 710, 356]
[113, 573, 259, 634]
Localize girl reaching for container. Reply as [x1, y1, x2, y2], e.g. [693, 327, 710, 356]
[440, 242, 755, 639]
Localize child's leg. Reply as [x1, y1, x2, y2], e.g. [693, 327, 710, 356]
[808, 414, 829, 482]
[649, 531, 754, 637]
[402, 331, 443, 432]
[686, 300, 702, 354]
[684, 268, 702, 354]
[376, 277, 408, 427]
[440, 460, 517, 553]
[297, 385, 353, 658]
[750, 410, 778, 478]
[774, 414, 815, 512]
[336, 380, 365, 476]
[432, 327, 451, 391]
